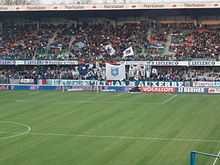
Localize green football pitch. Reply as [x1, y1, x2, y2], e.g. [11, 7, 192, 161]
[0, 91, 219, 165]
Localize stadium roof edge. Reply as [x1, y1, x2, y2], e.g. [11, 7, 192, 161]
[1, 3, 220, 12]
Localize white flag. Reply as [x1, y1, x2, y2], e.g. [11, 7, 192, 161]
[104, 44, 116, 56]
[152, 68, 158, 75]
[106, 63, 126, 80]
[123, 46, 134, 58]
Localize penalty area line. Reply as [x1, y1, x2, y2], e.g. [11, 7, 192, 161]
[30, 132, 220, 144]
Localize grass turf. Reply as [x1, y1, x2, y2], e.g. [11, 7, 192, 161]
[0, 91, 219, 165]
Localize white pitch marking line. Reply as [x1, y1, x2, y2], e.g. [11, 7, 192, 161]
[55, 100, 162, 105]
[30, 132, 220, 144]
[0, 121, 32, 140]
[162, 94, 177, 104]
[15, 99, 26, 102]
[212, 151, 220, 165]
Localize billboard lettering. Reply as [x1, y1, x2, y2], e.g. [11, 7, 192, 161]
[178, 87, 206, 93]
[140, 87, 176, 93]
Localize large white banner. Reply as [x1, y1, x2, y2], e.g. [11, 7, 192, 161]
[106, 63, 126, 80]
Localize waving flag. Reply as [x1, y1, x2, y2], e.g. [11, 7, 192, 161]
[105, 44, 116, 56]
[106, 63, 126, 80]
[123, 46, 134, 58]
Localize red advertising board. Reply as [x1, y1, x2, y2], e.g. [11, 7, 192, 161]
[140, 87, 176, 93]
[208, 88, 220, 94]
[0, 85, 9, 91]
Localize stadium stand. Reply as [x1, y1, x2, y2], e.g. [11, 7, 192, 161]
[1, 9, 220, 83]
[0, 21, 220, 61]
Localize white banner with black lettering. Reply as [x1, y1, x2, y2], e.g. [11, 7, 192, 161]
[106, 63, 126, 80]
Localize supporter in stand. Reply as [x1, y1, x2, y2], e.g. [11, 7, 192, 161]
[0, 71, 8, 84]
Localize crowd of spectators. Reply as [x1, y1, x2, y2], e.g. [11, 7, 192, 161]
[169, 23, 220, 60]
[150, 67, 220, 81]
[0, 64, 106, 81]
[1, 20, 220, 83]
[0, 24, 74, 60]
[1, 21, 220, 61]
[1, 65, 220, 82]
